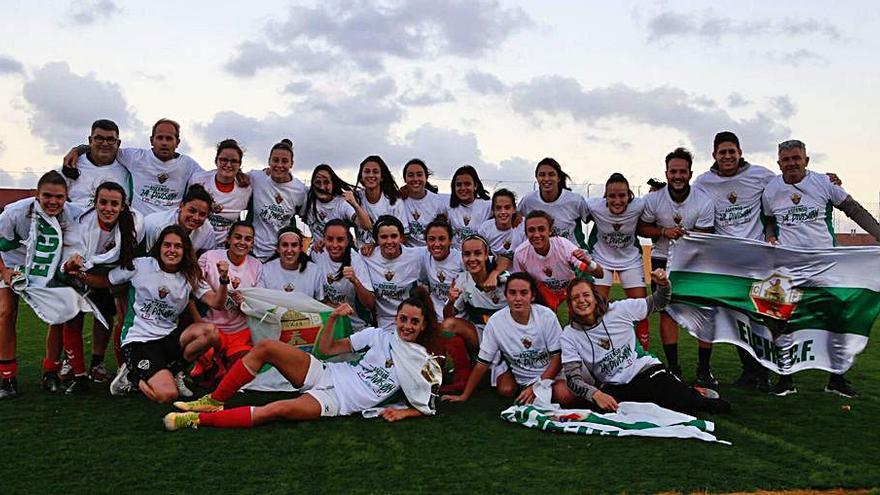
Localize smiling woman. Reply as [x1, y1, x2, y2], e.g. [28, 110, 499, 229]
[189, 139, 252, 246]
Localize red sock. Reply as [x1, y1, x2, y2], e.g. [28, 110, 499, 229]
[211, 359, 256, 403]
[199, 406, 254, 428]
[42, 358, 61, 373]
[63, 324, 87, 375]
[636, 320, 650, 351]
[0, 360, 18, 379]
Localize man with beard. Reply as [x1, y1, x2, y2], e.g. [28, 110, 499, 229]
[639, 148, 715, 387]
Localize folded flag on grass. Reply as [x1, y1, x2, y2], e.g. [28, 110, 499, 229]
[666, 233, 880, 375]
[501, 403, 729, 444]
[236, 287, 352, 392]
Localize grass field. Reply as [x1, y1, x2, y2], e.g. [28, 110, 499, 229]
[1, 289, 879, 494]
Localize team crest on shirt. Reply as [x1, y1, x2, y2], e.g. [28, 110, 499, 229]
[231, 277, 241, 289]
[274, 192, 283, 204]
[543, 266, 553, 277]
[412, 210, 421, 220]
[791, 193, 802, 205]
[157, 173, 168, 184]
[158, 286, 169, 299]
[104, 240, 116, 252]
[463, 215, 471, 226]
[385, 270, 395, 281]
[283, 283, 295, 292]
[318, 210, 326, 220]
[598, 338, 611, 350]
[327, 272, 340, 285]
[503, 239, 512, 250]
[521, 336, 533, 349]
[612, 223, 622, 231]
[672, 213, 683, 225]
[437, 271, 446, 283]
[727, 191, 738, 204]
[213, 203, 224, 213]
[385, 357, 394, 368]
[491, 293, 499, 304]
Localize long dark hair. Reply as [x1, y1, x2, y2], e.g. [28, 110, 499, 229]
[149, 225, 202, 291]
[371, 214, 405, 244]
[86, 181, 137, 270]
[301, 164, 356, 223]
[324, 219, 354, 282]
[460, 234, 498, 278]
[449, 165, 489, 208]
[566, 277, 608, 325]
[181, 183, 215, 211]
[397, 286, 442, 354]
[357, 155, 400, 205]
[265, 225, 311, 273]
[535, 157, 572, 200]
[403, 158, 439, 193]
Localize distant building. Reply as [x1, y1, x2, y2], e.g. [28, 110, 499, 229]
[0, 188, 35, 213]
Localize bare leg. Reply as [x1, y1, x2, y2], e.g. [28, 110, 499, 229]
[92, 318, 111, 358]
[0, 288, 19, 361]
[179, 323, 218, 362]
[551, 378, 577, 407]
[251, 395, 323, 425]
[140, 369, 178, 403]
[496, 371, 517, 398]
[441, 317, 479, 354]
[243, 340, 314, 388]
[594, 284, 611, 301]
[624, 286, 649, 350]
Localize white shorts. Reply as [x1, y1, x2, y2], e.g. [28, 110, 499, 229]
[301, 355, 340, 417]
[594, 265, 645, 289]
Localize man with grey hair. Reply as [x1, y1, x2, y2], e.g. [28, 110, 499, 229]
[762, 138, 880, 397]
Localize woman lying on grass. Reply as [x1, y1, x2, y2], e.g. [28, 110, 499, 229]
[164, 287, 443, 430]
[561, 271, 731, 414]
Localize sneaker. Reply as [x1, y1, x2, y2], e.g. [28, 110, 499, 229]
[65, 375, 90, 395]
[173, 394, 224, 413]
[110, 363, 132, 396]
[695, 368, 719, 390]
[770, 376, 797, 396]
[175, 372, 193, 399]
[824, 376, 857, 398]
[694, 385, 720, 400]
[41, 371, 63, 392]
[89, 362, 109, 383]
[0, 377, 20, 400]
[163, 412, 200, 431]
[755, 371, 772, 393]
[59, 360, 74, 383]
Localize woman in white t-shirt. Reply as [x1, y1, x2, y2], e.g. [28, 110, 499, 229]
[443, 272, 575, 406]
[299, 164, 371, 251]
[363, 216, 422, 329]
[248, 139, 307, 261]
[142, 184, 218, 255]
[69, 225, 230, 404]
[478, 188, 525, 260]
[189, 139, 252, 247]
[518, 158, 592, 246]
[419, 218, 463, 322]
[513, 210, 603, 312]
[400, 159, 446, 247]
[354, 155, 405, 247]
[259, 227, 322, 300]
[446, 166, 492, 249]
[164, 289, 443, 430]
[313, 220, 376, 331]
[561, 274, 730, 414]
[587, 173, 650, 350]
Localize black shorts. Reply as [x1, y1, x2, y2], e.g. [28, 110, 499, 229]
[650, 257, 668, 311]
[122, 326, 185, 384]
[87, 287, 117, 325]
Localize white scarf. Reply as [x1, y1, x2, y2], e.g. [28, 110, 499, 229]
[388, 331, 442, 416]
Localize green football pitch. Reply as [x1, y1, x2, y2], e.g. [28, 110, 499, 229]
[1, 291, 878, 494]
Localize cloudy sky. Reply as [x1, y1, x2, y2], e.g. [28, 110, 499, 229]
[1, 0, 878, 206]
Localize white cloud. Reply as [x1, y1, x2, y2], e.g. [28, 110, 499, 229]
[399, 73, 454, 107]
[727, 92, 751, 108]
[225, 0, 532, 77]
[764, 49, 830, 67]
[645, 11, 843, 43]
[65, 0, 122, 26]
[0, 55, 24, 75]
[22, 62, 144, 153]
[509, 75, 791, 153]
[768, 96, 796, 119]
[464, 70, 507, 94]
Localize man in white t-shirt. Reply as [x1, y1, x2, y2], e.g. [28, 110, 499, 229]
[62, 119, 132, 209]
[762, 139, 880, 398]
[638, 147, 715, 387]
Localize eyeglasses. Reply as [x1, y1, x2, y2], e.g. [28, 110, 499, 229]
[217, 157, 241, 165]
[778, 139, 805, 152]
[90, 136, 119, 144]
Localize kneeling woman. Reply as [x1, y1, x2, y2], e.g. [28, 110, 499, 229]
[442, 272, 575, 406]
[69, 225, 229, 403]
[165, 289, 442, 430]
[561, 273, 730, 414]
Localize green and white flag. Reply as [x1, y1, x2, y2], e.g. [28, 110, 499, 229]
[667, 233, 880, 375]
[501, 403, 728, 444]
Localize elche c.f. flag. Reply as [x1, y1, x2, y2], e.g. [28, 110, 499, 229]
[666, 233, 880, 375]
